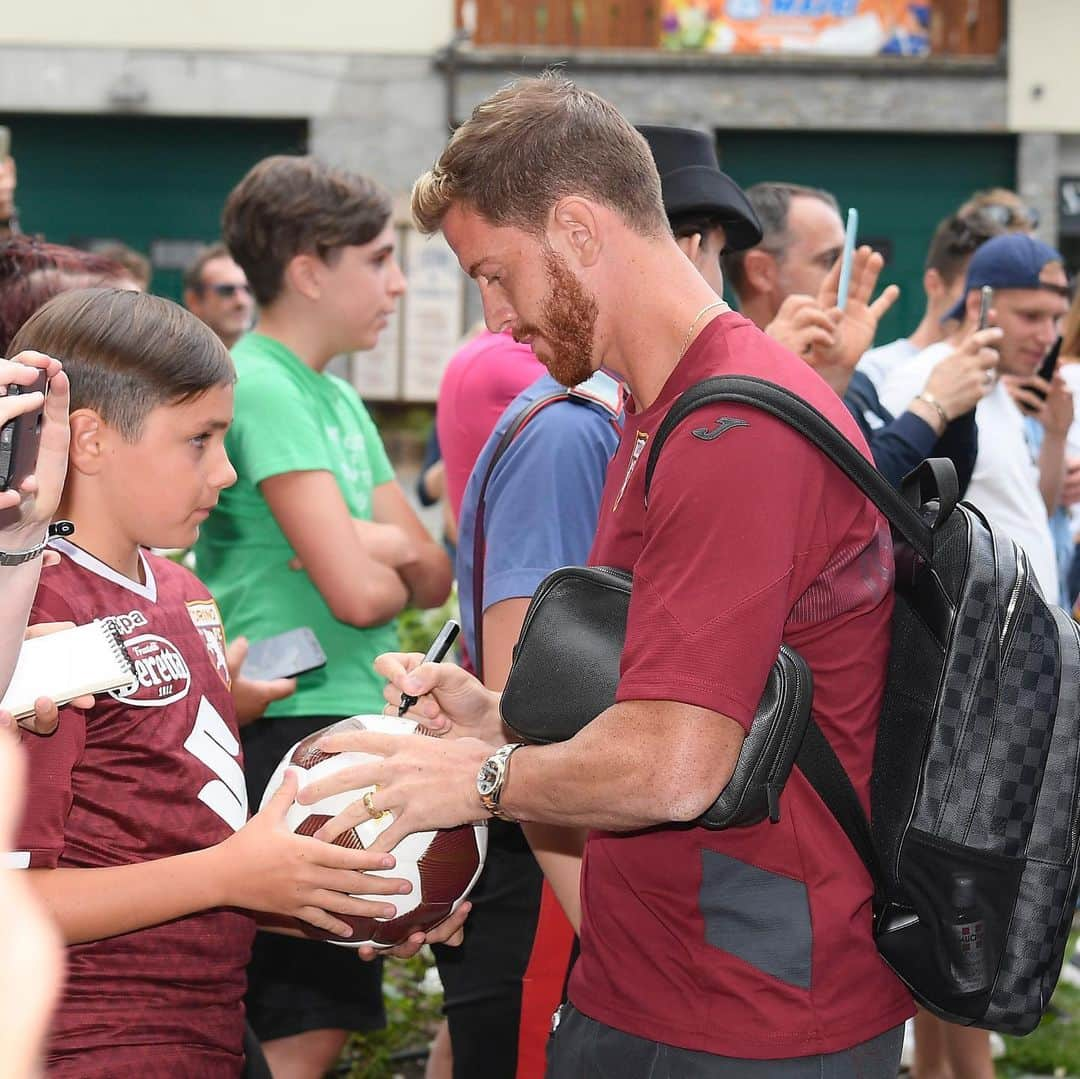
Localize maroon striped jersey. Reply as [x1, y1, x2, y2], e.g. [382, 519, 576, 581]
[14, 539, 255, 1077]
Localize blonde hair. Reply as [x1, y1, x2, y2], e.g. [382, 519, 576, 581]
[412, 73, 667, 238]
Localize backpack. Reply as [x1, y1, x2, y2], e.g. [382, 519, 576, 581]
[646, 375, 1080, 1035]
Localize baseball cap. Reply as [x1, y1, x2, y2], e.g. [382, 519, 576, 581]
[637, 125, 762, 252]
[944, 232, 1066, 322]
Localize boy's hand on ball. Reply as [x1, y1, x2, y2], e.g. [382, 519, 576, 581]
[302, 732, 492, 851]
[216, 768, 413, 937]
[354, 900, 473, 962]
[374, 652, 504, 745]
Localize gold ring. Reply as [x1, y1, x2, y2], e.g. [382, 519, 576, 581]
[362, 790, 381, 820]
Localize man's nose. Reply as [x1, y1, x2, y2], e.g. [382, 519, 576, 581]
[481, 292, 515, 335]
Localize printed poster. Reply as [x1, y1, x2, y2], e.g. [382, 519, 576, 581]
[661, 1, 931, 56]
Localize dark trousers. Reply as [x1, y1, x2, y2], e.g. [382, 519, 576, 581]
[545, 1005, 904, 1079]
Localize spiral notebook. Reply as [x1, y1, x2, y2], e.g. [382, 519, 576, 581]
[0, 620, 136, 719]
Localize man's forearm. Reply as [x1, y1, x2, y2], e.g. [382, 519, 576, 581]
[498, 700, 742, 831]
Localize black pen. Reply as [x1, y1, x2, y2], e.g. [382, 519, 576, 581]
[397, 619, 460, 716]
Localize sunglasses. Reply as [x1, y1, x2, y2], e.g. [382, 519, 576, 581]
[975, 203, 1041, 232]
[202, 282, 252, 299]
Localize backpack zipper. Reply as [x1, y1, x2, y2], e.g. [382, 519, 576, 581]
[999, 553, 1028, 668]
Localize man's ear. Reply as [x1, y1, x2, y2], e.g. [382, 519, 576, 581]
[283, 253, 323, 302]
[741, 248, 777, 297]
[675, 233, 703, 266]
[923, 268, 944, 302]
[182, 288, 200, 312]
[68, 409, 109, 476]
[550, 197, 601, 268]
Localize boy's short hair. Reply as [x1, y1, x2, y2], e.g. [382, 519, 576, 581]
[924, 212, 1002, 286]
[223, 156, 392, 306]
[411, 72, 667, 239]
[9, 288, 235, 440]
[0, 237, 130, 354]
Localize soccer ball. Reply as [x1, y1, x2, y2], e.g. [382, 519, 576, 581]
[260, 713, 488, 949]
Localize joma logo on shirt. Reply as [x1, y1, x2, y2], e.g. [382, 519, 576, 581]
[691, 417, 749, 441]
[111, 634, 192, 708]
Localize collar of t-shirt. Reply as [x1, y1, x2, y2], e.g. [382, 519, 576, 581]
[236, 331, 327, 391]
[623, 310, 749, 420]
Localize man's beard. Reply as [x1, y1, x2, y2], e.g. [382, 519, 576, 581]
[514, 246, 598, 388]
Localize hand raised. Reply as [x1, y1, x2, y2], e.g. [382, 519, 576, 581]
[213, 769, 412, 938]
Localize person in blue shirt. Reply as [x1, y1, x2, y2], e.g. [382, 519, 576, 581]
[437, 367, 622, 1079]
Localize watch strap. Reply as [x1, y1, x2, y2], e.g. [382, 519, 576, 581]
[0, 520, 76, 566]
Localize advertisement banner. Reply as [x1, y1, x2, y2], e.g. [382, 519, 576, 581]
[661, 1, 931, 56]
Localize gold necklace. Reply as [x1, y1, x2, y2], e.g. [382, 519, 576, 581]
[678, 300, 727, 360]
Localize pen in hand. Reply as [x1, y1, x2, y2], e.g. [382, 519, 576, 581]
[397, 619, 460, 717]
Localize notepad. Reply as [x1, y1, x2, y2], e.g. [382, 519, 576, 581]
[0, 620, 136, 719]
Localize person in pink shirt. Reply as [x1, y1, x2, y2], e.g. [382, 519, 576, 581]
[436, 329, 544, 524]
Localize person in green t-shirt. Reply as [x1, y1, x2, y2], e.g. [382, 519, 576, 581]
[195, 155, 453, 1079]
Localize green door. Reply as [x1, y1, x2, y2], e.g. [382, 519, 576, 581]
[714, 130, 1017, 346]
[3, 113, 308, 301]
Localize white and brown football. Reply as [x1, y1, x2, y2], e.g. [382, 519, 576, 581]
[259, 714, 487, 949]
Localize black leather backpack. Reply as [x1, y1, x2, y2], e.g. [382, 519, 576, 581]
[502, 375, 1080, 1035]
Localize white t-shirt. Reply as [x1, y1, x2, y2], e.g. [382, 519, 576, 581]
[857, 337, 920, 392]
[1059, 363, 1080, 537]
[881, 342, 1059, 599]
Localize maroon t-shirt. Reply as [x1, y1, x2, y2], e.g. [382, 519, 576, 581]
[15, 540, 254, 1077]
[569, 313, 913, 1058]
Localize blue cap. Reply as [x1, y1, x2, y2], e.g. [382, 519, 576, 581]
[944, 232, 1064, 322]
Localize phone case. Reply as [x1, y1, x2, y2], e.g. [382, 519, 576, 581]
[241, 627, 327, 682]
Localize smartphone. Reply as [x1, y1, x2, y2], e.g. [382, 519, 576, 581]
[0, 126, 9, 161]
[0, 368, 47, 492]
[977, 285, 993, 331]
[1023, 335, 1064, 410]
[240, 627, 327, 682]
[836, 207, 859, 310]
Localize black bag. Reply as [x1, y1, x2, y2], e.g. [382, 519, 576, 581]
[501, 374, 1080, 1035]
[502, 565, 814, 829]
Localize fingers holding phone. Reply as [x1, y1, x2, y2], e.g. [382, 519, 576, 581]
[0, 353, 71, 536]
[921, 326, 1003, 421]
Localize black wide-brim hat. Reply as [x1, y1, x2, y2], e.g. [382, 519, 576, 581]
[638, 125, 762, 252]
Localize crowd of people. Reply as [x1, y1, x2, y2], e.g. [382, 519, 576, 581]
[1, 70, 1079, 1079]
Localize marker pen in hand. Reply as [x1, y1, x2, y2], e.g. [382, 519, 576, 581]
[397, 619, 460, 716]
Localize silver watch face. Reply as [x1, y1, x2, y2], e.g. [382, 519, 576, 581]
[476, 759, 500, 798]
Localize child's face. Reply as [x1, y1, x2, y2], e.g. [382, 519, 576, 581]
[319, 223, 407, 353]
[105, 383, 236, 550]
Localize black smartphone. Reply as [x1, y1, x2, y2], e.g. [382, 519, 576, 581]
[1028, 336, 1063, 406]
[0, 368, 47, 492]
[240, 627, 327, 682]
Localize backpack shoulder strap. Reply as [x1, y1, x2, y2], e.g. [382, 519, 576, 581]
[642, 375, 951, 562]
[640, 374, 925, 902]
[471, 389, 574, 681]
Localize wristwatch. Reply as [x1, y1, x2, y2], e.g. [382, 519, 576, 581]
[476, 742, 525, 821]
